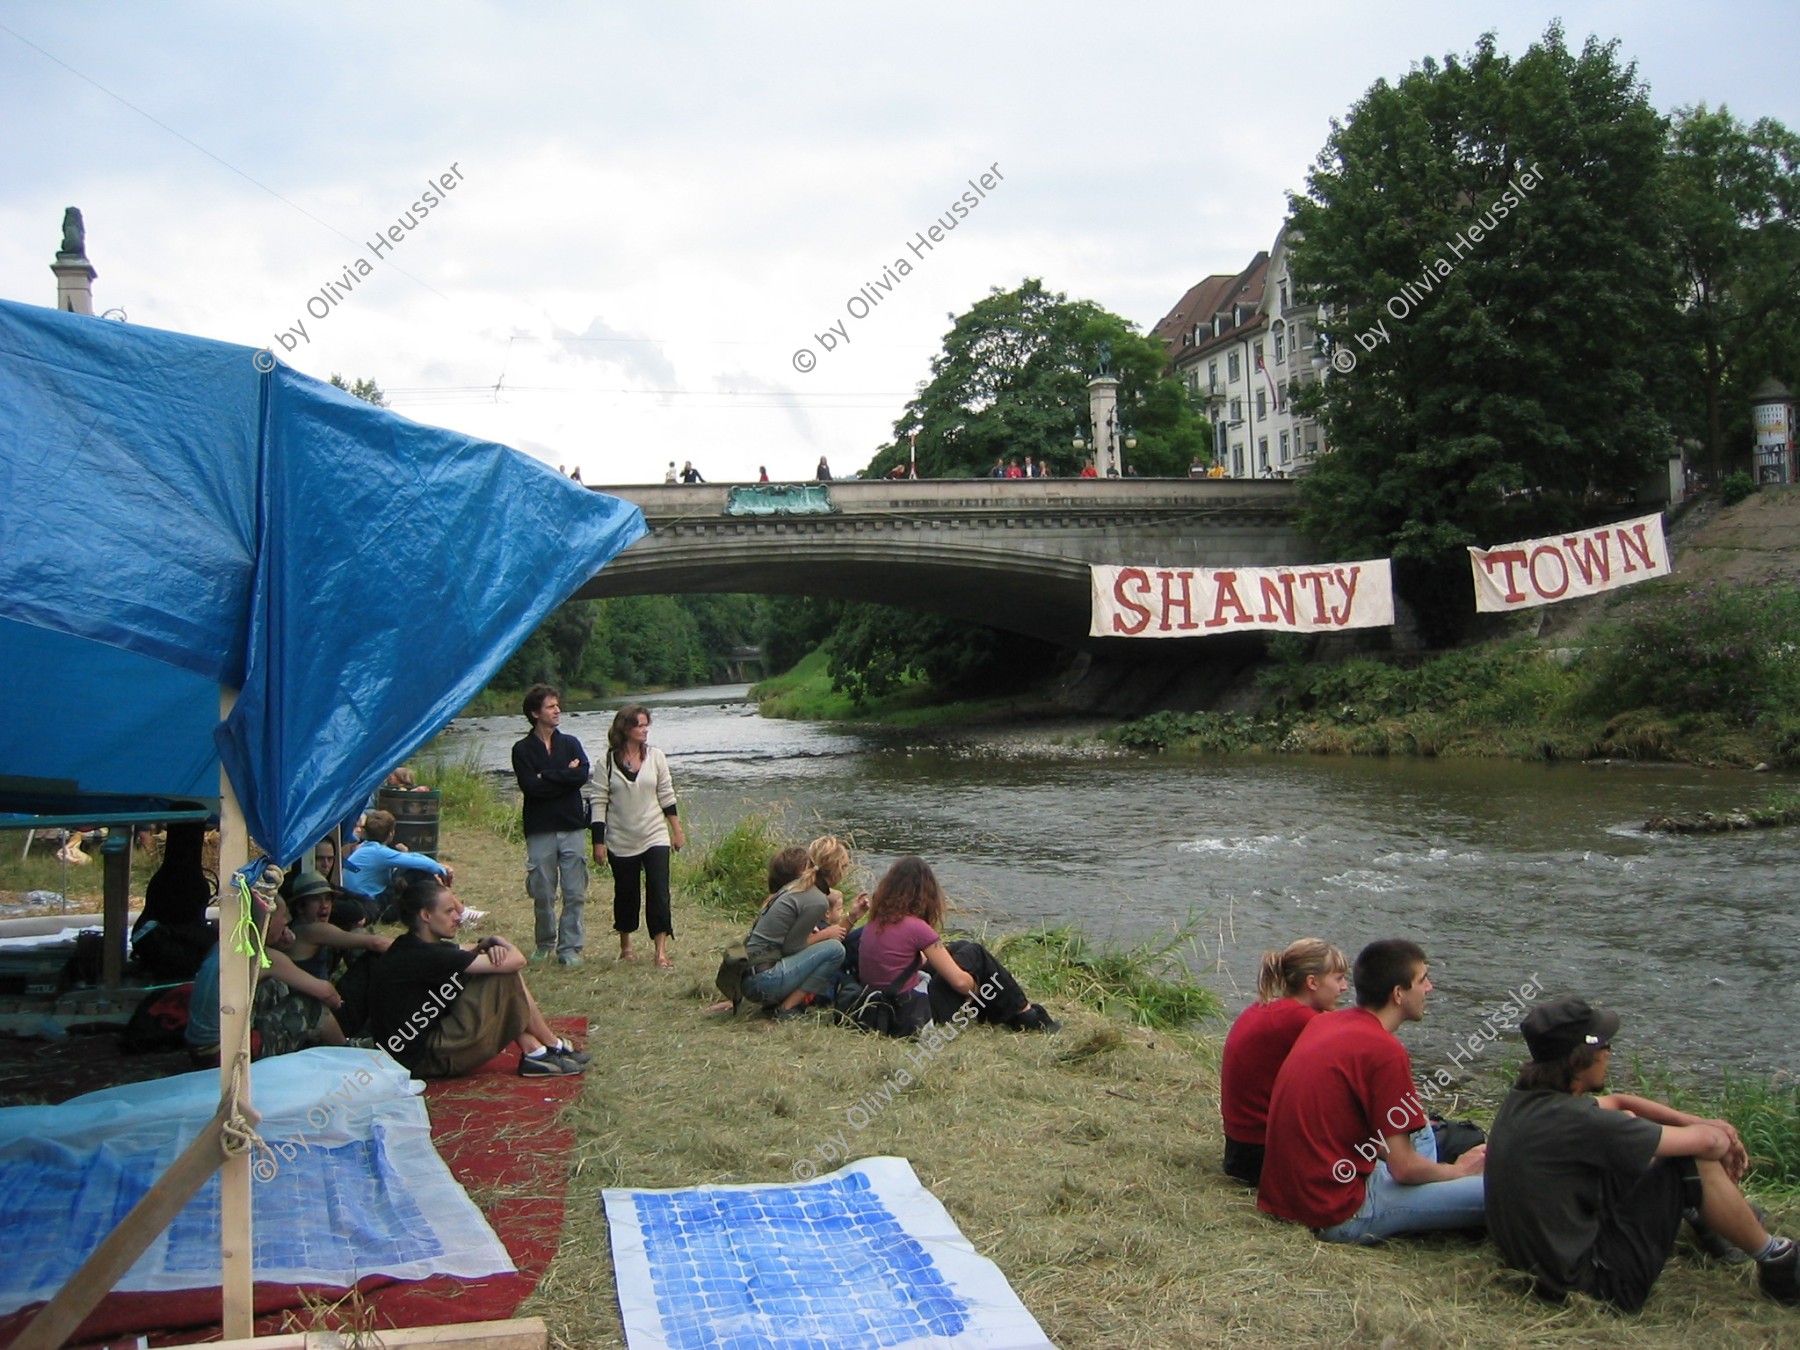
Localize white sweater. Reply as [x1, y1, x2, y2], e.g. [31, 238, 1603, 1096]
[593, 746, 678, 856]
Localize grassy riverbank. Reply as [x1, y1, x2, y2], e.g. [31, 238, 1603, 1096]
[752, 648, 1066, 727]
[418, 782, 1800, 1349]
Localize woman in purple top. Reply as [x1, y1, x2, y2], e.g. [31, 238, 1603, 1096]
[856, 856, 1058, 1033]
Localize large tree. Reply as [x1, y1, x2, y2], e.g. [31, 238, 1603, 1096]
[1290, 26, 1678, 638]
[862, 279, 1209, 479]
[1667, 105, 1800, 478]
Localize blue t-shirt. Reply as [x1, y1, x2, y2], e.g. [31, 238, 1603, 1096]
[187, 945, 222, 1046]
[340, 841, 447, 897]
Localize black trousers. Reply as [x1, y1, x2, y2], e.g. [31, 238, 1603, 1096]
[609, 846, 673, 937]
[926, 939, 1030, 1025]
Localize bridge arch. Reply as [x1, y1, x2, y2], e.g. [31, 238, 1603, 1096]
[575, 479, 1313, 650]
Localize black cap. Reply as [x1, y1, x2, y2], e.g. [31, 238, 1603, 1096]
[1521, 996, 1621, 1063]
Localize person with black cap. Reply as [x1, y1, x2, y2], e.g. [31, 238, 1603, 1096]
[1486, 995, 1798, 1313]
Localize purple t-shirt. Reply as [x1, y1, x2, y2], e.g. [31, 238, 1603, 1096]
[858, 915, 938, 993]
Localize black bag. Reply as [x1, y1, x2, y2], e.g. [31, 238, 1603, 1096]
[841, 957, 923, 1038]
[119, 982, 194, 1054]
[715, 940, 752, 1010]
[334, 950, 379, 1038]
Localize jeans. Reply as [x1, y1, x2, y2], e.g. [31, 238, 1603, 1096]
[1317, 1123, 1486, 1244]
[526, 830, 588, 957]
[741, 940, 846, 1008]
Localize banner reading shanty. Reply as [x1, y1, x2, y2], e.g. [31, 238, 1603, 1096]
[1090, 561, 1395, 637]
[1468, 513, 1669, 612]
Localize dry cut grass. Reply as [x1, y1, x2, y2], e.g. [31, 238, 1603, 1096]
[437, 825, 1800, 1350]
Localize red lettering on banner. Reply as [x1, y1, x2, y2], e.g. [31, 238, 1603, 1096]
[1528, 546, 1569, 599]
[1157, 570, 1200, 631]
[1205, 573, 1251, 627]
[1480, 549, 1530, 603]
[1618, 523, 1654, 573]
[1110, 568, 1151, 635]
[1258, 574, 1298, 626]
[1561, 531, 1613, 586]
[1296, 571, 1332, 623]
[1330, 567, 1362, 625]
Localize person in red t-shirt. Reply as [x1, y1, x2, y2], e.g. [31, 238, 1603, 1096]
[1220, 938, 1349, 1184]
[1258, 939, 1486, 1243]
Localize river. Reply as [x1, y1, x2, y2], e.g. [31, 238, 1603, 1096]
[433, 685, 1800, 1082]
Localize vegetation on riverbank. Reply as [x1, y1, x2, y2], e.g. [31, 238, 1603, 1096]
[751, 647, 1063, 726]
[1115, 579, 1800, 770]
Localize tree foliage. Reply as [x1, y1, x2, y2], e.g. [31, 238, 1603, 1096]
[492, 594, 764, 692]
[824, 602, 1060, 706]
[328, 373, 389, 407]
[1666, 104, 1800, 476]
[1290, 26, 1677, 638]
[861, 279, 1210, 479]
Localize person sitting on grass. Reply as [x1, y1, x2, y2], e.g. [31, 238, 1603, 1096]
[339, 808, 452, 926]
[857, 855, 1059, 1035]
[367, 873, 586, 1079]
[1485, 995, 1798, 1313]
[1258, 938, 1485, 1243]
[186, 891, 346, 1065]
[284, 872, 391, 981]
[741, 839, 867, 1021]
[1219, 937, 1349, 1185]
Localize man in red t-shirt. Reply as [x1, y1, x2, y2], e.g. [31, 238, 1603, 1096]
[1258, 939, 1486, 1242]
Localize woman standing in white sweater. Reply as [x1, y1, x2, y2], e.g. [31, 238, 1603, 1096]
[590, 704, 686, 967]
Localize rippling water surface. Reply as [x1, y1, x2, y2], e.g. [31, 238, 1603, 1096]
[434, 685, 1800, 1079]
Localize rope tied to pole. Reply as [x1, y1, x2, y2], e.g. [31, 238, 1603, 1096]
[218, 862, 282, 1176]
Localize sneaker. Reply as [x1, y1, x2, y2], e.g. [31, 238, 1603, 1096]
[519, 1051, 582, 1077]
[530, 947, 556, 964]
[457, 908, 488, 927]
[1692, 1203, 1768, 1264]
[550, 1041, 591, 1065]
[558, 952, 584, 968]
[1760, 1239, 1799, 1306]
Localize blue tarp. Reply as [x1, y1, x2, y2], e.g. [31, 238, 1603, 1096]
[0, 298, 646, 864]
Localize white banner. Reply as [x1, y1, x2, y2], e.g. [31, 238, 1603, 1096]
[1090, 560, 1394, 637]
[1468, 513, 1669, 612]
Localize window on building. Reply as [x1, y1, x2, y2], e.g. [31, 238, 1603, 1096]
[1229, 397, 1242, 422]
[1255, 389, 1267, 419]
[1253, 339, 1265, 369]
[1274, 324, 1285, 364]
[1259, 437, 1270, 470]
[1228, 352, 1241, 382]
[1279, 279, 1291, 310]
[1280, 431, 1291, 462]
[1305, 437, 1319, 460]
[1233, 443, 1245, 477]
[1277, 380, 1288, 411]
[1208, 359, 1219, 391]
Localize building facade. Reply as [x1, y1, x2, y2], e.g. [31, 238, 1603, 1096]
[1151, 224, 1329, 477]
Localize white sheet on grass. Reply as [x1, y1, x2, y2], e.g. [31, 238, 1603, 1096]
[0, 1046, 513, 1314]
[603, 1155, 1054, 1350]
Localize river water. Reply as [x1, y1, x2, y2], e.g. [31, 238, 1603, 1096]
[435, 685, 1799, 1082]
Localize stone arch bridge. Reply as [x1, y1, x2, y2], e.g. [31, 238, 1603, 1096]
[574, 479, 1313, 653]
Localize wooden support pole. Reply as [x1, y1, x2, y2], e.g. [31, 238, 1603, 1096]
[9, 1105, 233, 1350]
[217, 687, 254, 1341]
[177, 1318, 549, 1350]
[100, 829, 130, 990]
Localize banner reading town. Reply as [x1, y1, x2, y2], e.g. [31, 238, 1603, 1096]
[1468, 513, 1669, 612]
[1090, 561, 1394, 637]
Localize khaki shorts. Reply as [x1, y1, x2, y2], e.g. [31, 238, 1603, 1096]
[412, 974, 531, 1079]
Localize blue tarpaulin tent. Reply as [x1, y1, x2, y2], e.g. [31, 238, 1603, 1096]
[0, 297, 647, 863]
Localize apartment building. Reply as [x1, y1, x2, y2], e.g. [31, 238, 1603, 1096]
[1151, 224, 1328, 477]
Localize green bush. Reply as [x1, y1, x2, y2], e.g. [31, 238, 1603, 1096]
[418, 755, 521, 844]
[1720, 470, 1758, 506]
[675, 811, 788, 922]
[1580, 583, 1800, 725]
[993, 926, 1220, 1030]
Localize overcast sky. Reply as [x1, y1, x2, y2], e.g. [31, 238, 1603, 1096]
[4, 2, 1796, 483]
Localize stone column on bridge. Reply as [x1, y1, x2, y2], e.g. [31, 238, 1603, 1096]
[1087, 375, 1121, 478]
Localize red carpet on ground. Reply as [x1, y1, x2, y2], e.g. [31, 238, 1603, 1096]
[0, 1019, 586, 1349]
